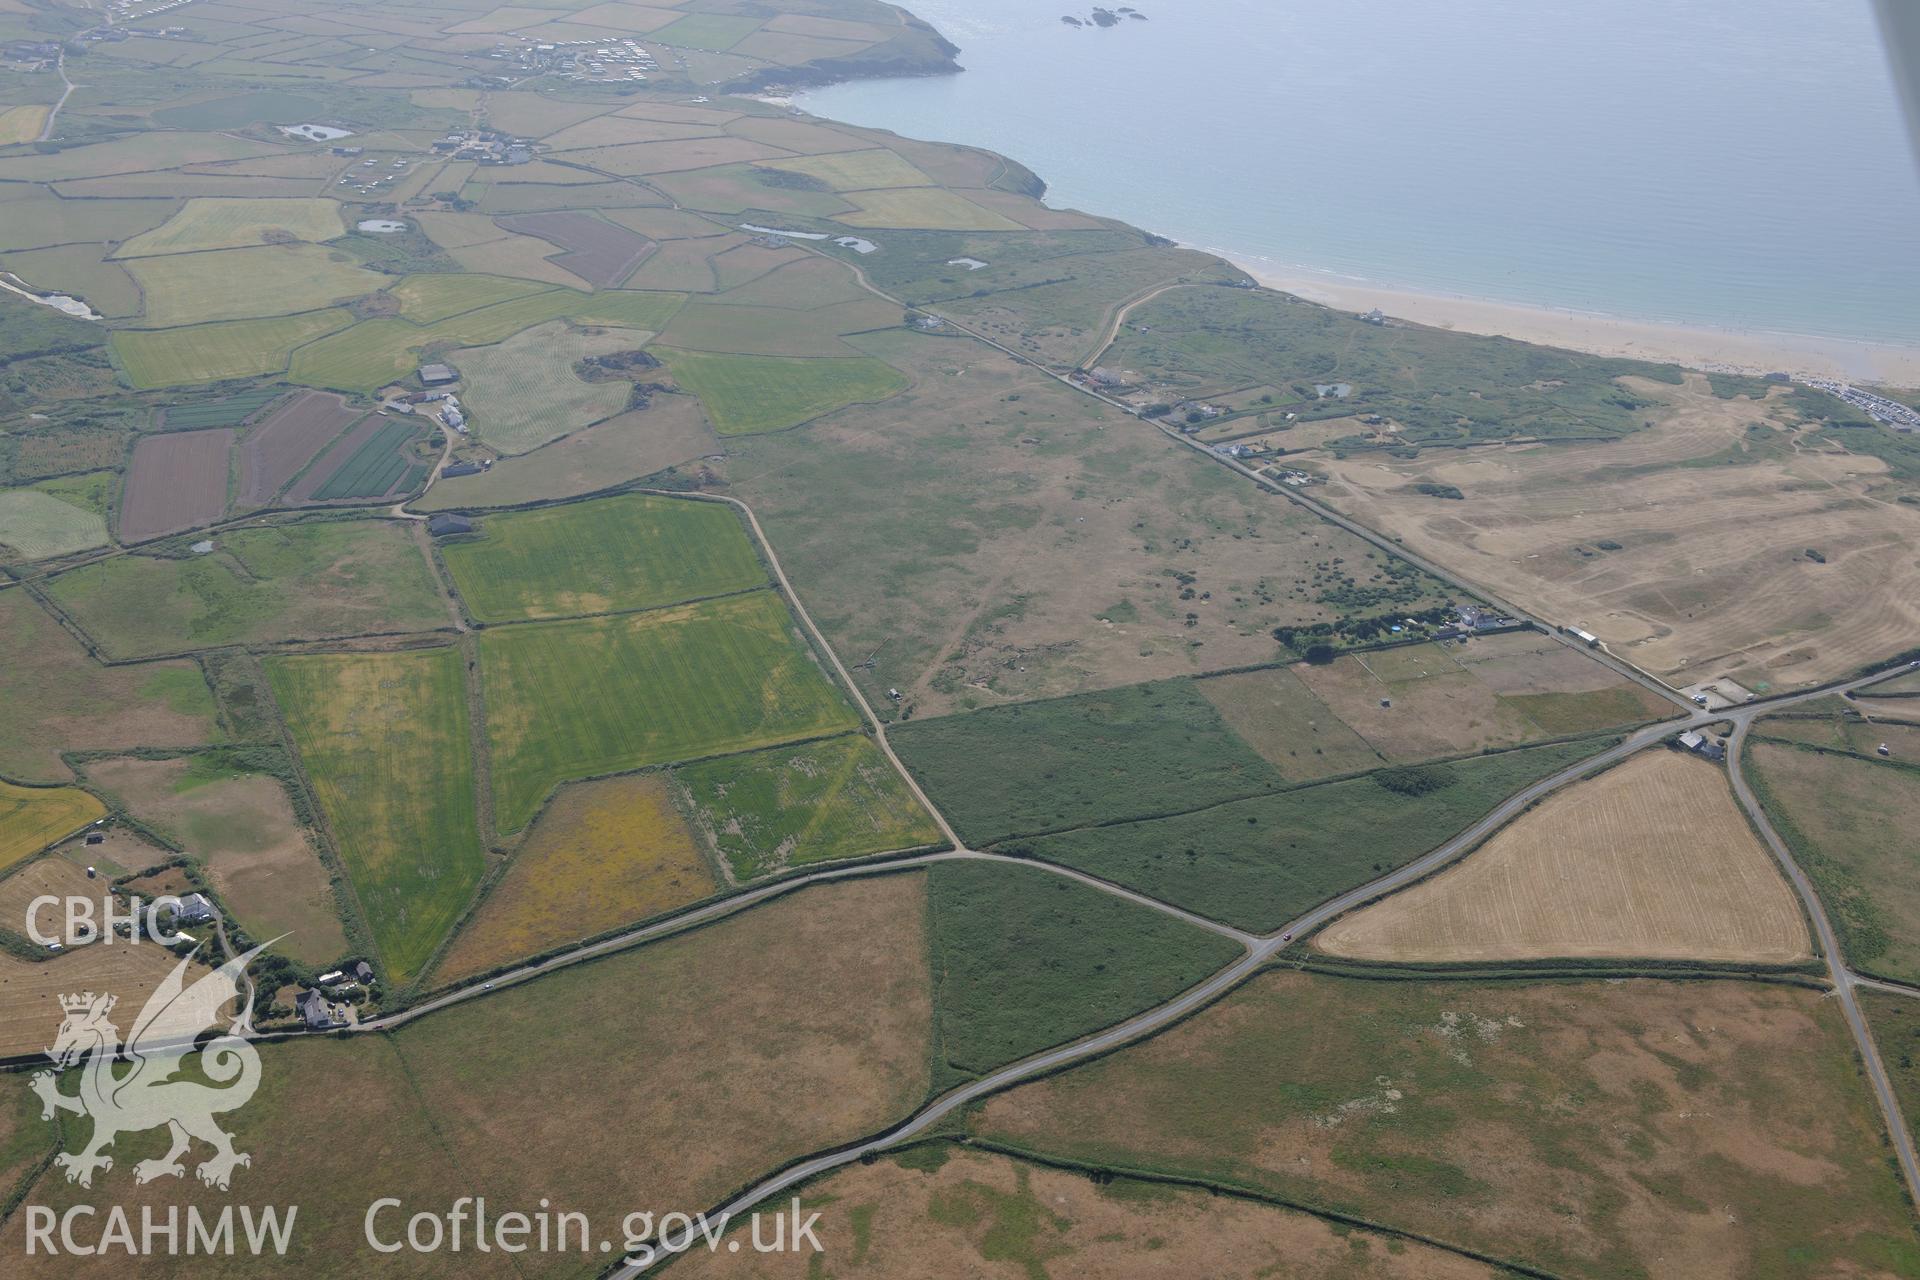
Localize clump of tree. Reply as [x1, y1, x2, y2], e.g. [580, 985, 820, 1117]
[1413, 482, 1463, 500]
[1372, 763, 1457, 797]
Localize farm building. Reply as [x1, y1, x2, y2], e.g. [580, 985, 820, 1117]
[442, 461, 484, 478]
[164, 892, 217, 926]
[427, 513, 475, 538]
[419, 363, 458, 386]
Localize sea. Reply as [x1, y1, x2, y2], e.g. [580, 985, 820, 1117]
[800, 0, 1920, 348]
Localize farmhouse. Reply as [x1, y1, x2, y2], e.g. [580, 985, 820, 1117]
[419, 363, 458, 386]
[1676, 730, 1727, 762]
[163, 892, 217, 926]
[298, 987, 346, 1030]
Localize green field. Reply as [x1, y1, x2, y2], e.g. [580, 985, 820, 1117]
[47, 519, 448, 658]
[656, 348, 908, 434]
[0, 488, 109, 560]
[267, 647, 483, 986]
[287, 290, 684, 393]
[479, 590, 861, 832]
[439, 492, 766, 623]
[1862, 991, 1920, 1154]
[125, 244, 387, 327]
[1747, 741, 1920, 984]
[455, 323, 643, 455]
[651, 12, 763, 50]
[1195, 665, 1385, 782]
[114, 197, 347, 257]
[675, 733, 942, 879]
[928, 860, 1241, 1082]
[975, 972, 1919, 1280]
[755, 149, 931, 191]
[311, 419, 427, 500]
[1013, 737, 1615, 931]
[113, 309, 354, 388]
[891, 680, 1285, 845]
[391, 273, 551, 324]
[162, 386, 288, 429]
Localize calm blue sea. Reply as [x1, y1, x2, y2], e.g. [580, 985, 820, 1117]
[801, 0, 1920, 346]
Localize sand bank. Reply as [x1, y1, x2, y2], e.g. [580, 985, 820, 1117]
[1232, 261, 1920, 389]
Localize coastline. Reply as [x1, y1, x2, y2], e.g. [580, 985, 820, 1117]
[1229, 260, 1920, 389]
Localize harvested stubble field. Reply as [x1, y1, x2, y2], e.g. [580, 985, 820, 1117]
[118, 427, 232, 542]
[86, 753, 346, 966]
[235, 390, 365, 506]
[0, 944, 186, 1058]
[0, 590, 219, 782]
[413, 396, 719, 511]
[977, 972, 1920, 1280]
[0, 779, 106, 872]
[1747, 741, 1920, 985]
[1315, 750, 1809, 963]
[440, 492, 765, 623]
[1310, 374, 1920, 690]
[433, 772, 719, 984]
[479, 591, 861, 833]
[675, 733, 941, 879]
[674, 1145, 1503, 1280]
[267, 646, 483, 986]
[48, 519, 449, 658]
[1018, 737, 1613, 933]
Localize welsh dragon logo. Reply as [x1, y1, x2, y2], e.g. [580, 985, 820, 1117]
[32, 944, 270, 1191]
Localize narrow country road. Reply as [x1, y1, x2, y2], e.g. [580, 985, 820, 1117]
[39, 51, 76, 143]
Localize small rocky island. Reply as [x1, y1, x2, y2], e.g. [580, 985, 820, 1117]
[1062, 7, 1146, 27]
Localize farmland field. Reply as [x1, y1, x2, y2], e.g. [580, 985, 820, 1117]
[1017, 737, 1615, 932]
[479, 591, 861, 832]
[0, 590, 219, 782]
[495, 211, 656, 289]
[675, 733, 942, 879]
[657, 348, 908, 434]
[267, 646, 484, 985]
[118, 428, 232, 542]
[0, 779, 106, 872]
[976, 972, 1918, 1280]
[0, 105, 48, 146]
[928, 860, 1241, 1081]
[433, 773, 719, 984]
[113, 309, 353, 388]
[674, 1146, 1503, 1280]
[0, 488, 109, 560]
[390, 273, 550, 324]
[656, 299, 896, 357]
[754, 148, 931, 190]
[0, 944, 184, 1058]
[124, 244, 386, 326]
[413, 395, 718, 511]
[1748, 741, 1920, 984]
[455, 322, 645, 455]
[48, 519, 449, 658]
[1195, 665, 1385, 782]
[160, 386, 288, 430]
[439, 492, 765, 622]
[236, 391, 365, 506]
[1316, 750, 1809, 963]
[306, 418, 428, 501]
[652, 12, 764, 50]
[113, 196, 346, 256]
[86, 753, 347, 966]
[838, 187, 1025, 231]
[892, 680, 1284, 845]
[1293, 644, 1555, 762]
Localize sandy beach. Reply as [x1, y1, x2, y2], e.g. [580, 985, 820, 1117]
[1234, 262, 1920, 390]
